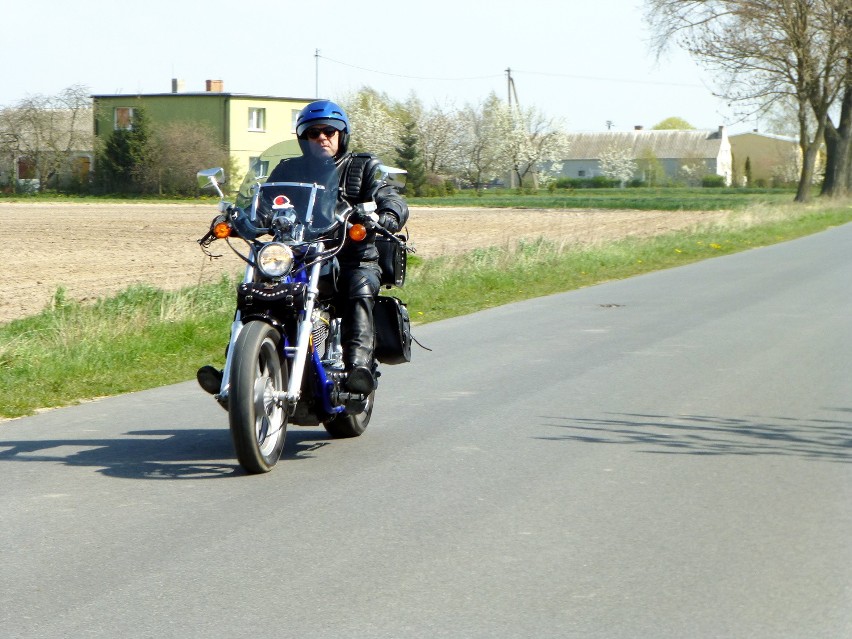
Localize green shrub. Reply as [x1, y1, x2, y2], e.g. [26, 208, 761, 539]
[555, 176, 619, 189]
[701, 174, 726, 188]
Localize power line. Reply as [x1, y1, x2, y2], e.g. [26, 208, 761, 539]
[511, 68, 707, 89]
[316, 55, 709, 90]
[317, 54, 502, 82]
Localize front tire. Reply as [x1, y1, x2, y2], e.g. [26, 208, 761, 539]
[229, 321, 288, 473]
[323, 390, 375, 438]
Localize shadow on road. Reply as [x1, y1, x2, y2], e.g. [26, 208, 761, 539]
[538, 407, 852, 463]
[0, 426, 336, 480]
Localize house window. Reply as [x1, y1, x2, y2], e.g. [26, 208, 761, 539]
[114, 107, 135, 130]
[17, 157, 36, 179]
[578, 170, 586, 177]
[249, 156, 269, 177]
[248, 107, 266, 132]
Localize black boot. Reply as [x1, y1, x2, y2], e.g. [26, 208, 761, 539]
[343, 297, 376, 394]
[197, 365, 223, 395]
[347, 366, 375, 394]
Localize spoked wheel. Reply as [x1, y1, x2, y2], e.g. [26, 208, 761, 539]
[229, 321, 288, 473]
[323, 390, 375, 438]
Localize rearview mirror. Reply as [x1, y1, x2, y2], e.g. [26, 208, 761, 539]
[197, 167, 226, 190]
[375, 164, 407, 189]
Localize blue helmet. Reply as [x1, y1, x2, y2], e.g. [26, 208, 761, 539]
[296, 100, 350, 157]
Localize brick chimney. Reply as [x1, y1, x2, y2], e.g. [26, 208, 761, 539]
[205, 79, 224, 93]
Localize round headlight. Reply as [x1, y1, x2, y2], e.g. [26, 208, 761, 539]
[257, 243, 294, 278]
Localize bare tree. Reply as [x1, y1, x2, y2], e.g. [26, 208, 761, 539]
[0, 109, 21, 191]
[0, 84, 92, 191]
[646, 0, 848, 201]
[140, 121, 232, 196]
[821, 5, 852, 196]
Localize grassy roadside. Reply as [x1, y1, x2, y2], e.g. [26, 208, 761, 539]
[406, 187, 800, 210]
[1, 200, 850, 419]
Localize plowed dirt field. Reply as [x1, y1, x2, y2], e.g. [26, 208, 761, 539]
[0, 202, 728, 324]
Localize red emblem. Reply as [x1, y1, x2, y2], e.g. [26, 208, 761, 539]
[272, 195, 292, 208]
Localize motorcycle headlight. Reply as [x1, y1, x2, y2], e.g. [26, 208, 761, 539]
[257, 243, 294, 278]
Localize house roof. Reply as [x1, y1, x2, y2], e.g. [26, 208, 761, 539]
[91, 92, 316, 102]
[729, 131, 798, 143]
[563, 129, 726, 161]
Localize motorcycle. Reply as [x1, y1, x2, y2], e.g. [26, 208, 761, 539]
[196, 141, 411, 474]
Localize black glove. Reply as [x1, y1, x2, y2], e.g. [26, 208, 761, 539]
[377, 211, 400, 234]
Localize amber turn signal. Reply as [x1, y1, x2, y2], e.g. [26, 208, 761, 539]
[213, 221, 232, 239]
[348, 224, 368, 241]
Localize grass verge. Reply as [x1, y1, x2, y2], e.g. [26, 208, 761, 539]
[1, 201, 850, 419]
[407, 187, 800, 210]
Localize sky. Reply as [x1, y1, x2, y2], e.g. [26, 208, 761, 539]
[0, 0, 759, 134]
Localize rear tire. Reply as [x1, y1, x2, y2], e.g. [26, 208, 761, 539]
[229, 321, 288, 473]
[323, 390, 374, 438]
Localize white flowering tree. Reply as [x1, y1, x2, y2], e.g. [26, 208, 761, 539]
[452, 93, 510, 191]
[416, 99, 465, 175]
[599, 143, 638, 187]
[678, 159, 708, 186]
[339, 88, 402, 161]
[339, 86, 570, 192]
[503, 104, 571, 188]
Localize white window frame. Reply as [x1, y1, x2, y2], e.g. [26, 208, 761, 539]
[114, 107, 135, 131]
[249, 156, 269, 177]
[248, 107, 266, 132]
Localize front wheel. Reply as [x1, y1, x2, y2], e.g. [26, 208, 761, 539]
[229, 321, 288, 473]
[323, 390, 375, 438]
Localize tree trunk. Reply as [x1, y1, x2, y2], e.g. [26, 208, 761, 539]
[796, 93, 830, 203]
[796, 139, 824, 202]
[821, 83, 851, 197]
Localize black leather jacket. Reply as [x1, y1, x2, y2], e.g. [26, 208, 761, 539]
[336, 152, 409, 264]
[268, 152, 409, 265]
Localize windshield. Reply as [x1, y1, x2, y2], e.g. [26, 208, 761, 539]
[236, 141, 341, 241]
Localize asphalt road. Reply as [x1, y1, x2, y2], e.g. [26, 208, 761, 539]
[2, 223, 850, 639]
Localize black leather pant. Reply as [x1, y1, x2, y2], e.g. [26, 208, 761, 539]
[336, 262, 381, 368]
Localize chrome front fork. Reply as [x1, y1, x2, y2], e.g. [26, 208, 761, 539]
[283, 260, 322, 407]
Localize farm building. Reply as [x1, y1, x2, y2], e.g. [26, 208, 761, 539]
[728, 131, 801, 186]
[558, 126, 732, 186]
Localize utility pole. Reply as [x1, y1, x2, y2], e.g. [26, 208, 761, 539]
[505, 67, 521, 189]
[315, 49, 320, 98]
[505, 67, 519, 111]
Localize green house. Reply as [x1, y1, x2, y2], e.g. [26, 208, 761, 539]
[92, 82, 314, 183]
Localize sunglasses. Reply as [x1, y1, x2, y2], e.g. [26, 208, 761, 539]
[305, 126, 339, 139]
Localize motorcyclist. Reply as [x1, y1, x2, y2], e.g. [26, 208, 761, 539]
[197, 99, 408, 395]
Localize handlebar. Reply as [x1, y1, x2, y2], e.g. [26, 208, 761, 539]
[201, 200, 404, 250]
[348, 202, 404, 245]
[230, 208, 271, 240]
[373, 223, 405, 244]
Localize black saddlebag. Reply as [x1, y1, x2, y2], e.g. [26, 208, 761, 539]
[376, 233, 408, 288]
[374, 295, 411, 364]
